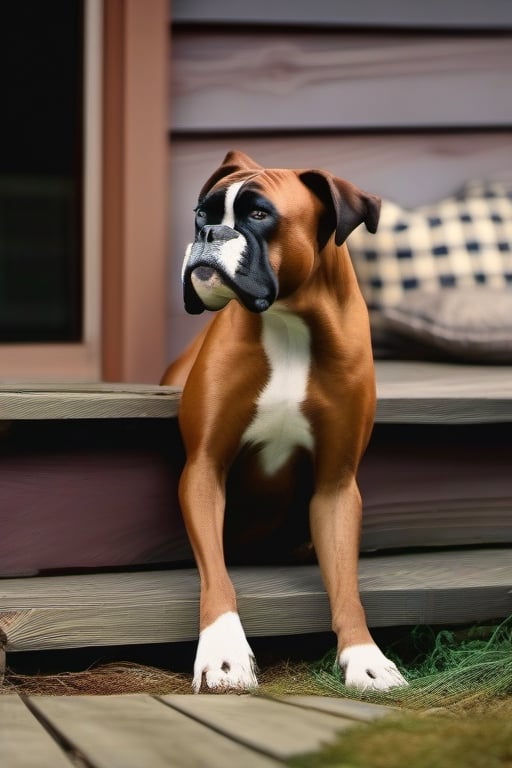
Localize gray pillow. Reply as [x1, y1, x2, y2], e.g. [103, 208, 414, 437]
[380, 288, 512, 362]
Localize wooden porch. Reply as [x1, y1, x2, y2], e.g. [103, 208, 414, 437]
[0, 692, 393, 767]
[0, 362, 511, 673]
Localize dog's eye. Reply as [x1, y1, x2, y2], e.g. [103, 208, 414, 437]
[249, 209, 268, 221]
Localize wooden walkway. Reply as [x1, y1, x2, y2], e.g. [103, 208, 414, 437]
[0, 693, 393, 767]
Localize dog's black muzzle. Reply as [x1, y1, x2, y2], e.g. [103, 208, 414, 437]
[183, 224, 278, 315]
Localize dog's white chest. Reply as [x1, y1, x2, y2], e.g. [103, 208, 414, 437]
[242, 309, 313, 474]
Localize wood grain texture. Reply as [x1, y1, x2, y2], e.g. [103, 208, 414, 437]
[30, 695, 279, 768]
[375, 361, 512, 423]
[359, 424, 512, 551]
[0, 694, 397, 766]
[1, 549, 511, 652]
[0, 452, 187, 577]
[0, 696, 74, 768]
[162, 694, 352, 759]
[273, 695, 393, 723]
[0, 384, 179, 420]
[25, 360, 511, 424]
[171, 0, 512, 29]
[171, 32, 512, 131]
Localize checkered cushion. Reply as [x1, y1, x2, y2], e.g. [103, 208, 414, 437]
[347, 180, 512, 311]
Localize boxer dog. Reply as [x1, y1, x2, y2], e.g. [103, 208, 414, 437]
[161, 150, 407, 693]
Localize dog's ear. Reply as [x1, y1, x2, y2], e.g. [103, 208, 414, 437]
[199, 150, 263, 199]
[299, 170, 381, 249]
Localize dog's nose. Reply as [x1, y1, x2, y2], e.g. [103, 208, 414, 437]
[199, 225, 239, 244]
[193, 266, 215, 281]
[253, 298, 270, 312]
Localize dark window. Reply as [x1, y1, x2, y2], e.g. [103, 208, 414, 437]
[0, 1, 83, 342]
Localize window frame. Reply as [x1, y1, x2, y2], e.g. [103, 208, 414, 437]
[0, 0, 103, 381]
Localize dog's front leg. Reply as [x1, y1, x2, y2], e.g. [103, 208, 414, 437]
[179, 457, 257, 692]
[310, 480, 407, 691]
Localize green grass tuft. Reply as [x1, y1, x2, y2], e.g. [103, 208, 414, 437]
[310, 616, 512, 712]
[288, 703, 512, 768]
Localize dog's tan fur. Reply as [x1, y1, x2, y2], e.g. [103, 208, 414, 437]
[162, 151, 407, 692]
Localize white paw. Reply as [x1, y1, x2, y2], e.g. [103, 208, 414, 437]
[338, 643, 408, 692]
[193, 611, 258, 693]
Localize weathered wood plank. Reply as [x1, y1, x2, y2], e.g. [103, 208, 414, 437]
[172, 0, 512, 29]
[0, 695, 73, 768]
[0, 569, 201, 651]
[0, 383, 172, 394]
[0, 384, 179, 420]
[1, 549, 511, 653]
[359, 421, 512, 552]
[30, 694, 279, 768]
[171, 33, 512, 132]
[275, 695, 394, 723]
[170, 133, 512, 225]
[161, 694, 353, 759]
[376, 361, 512, 424]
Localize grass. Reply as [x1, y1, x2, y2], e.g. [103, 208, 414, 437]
[288, 702, 512, 768]
[3, 619, 512, 707]
[310, 618, 512, 712]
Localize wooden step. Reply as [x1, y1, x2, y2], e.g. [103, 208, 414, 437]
[0, 383, 180, 420]
[1, 548, 510, 655]
[376, 361, 512, 424]
[1, 360, 512, 423]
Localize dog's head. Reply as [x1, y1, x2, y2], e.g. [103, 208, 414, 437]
[182, 150, 380, 314]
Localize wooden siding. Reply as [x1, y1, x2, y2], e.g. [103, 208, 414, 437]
[167, 18, 512, 360]
[171, 32, 512, 132]
[171, 0, 512, 30]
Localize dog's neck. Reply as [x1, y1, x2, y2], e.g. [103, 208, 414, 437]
[276, 240, 361, 317]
